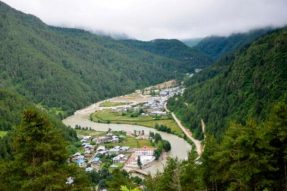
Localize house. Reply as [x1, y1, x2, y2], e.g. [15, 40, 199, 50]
[84, 150, 91, 155]
[66, 177, 74, 185]
[97, 145, 106, 152]
[81, 136, 91, 143]
[139, 155, 155, 166]
[84, 144, 94, 150]
[90, 157, 101, 164]
[111, 135, 119, 142]
[76, 158, 86, 168]
[85, 167, 93, 172]
[95, 136, 112, 144]
[108, 147, 120, 155]
[72, 154, 84, 161]
[135, 146, 155, 156]
[112, 154, 128, 163]
[150, 110, 166, 116]
[120, 146, 130, 152]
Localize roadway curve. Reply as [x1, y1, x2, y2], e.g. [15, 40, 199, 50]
[164, 103, 203, 156]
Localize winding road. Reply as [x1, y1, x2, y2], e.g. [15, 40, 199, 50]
[164, 103, 203, 156]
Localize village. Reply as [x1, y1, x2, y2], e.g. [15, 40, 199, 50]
[111, 86, 184, 117]
[69, 81, 184, 179]
[69, 128, 170, 177]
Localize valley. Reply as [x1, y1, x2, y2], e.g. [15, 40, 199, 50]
[0, 1, 286, 190]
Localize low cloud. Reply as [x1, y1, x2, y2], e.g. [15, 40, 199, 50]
[3, 0, 287, 40]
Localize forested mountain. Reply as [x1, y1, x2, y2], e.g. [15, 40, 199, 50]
[0, 88, 78, 159]
[146, 102, 287, 190]
[0, 1, 210, 115]
[0, 88, 32, 131]
[149, 27, 287, 191]
[194, 28, 273, 60]
[120, 39, 212, 70]
[168, 27, 287, 138]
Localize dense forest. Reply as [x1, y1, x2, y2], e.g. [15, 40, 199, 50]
[151, 28, 287, 191]
[0, 1, 211, 116]
[194, 28, 273, 60]
[120, 39, 212, 70]
[0, 108, 90, 190]
[0, 88, 78, 159]
[145, 102, 287, 190]
[168, 28, 287, 138]
[0, 88, 32, 131]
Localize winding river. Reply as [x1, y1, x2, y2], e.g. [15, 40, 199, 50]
[63, 100, 192, 174]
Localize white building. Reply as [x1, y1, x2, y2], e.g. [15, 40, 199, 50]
[135, 147, 155, 156]
[113, 154, 128, 163]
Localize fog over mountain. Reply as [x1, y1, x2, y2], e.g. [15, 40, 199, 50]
[2, 0, 287, 40]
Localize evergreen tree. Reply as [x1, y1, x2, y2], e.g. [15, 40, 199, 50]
[0, 109, 89, 191]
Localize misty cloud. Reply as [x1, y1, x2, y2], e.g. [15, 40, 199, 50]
[2, 0, 287, 40]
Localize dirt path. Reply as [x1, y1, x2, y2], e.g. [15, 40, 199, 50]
[171, 113, 203, 156]
[164, 104, 203, 156]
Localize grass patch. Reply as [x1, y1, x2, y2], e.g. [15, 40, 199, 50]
[91, 110, 183, 136]
[99, 101, 129, 107]
[75, 129, 107, 137]
[105, 136, 152, 148]
[0, 131, 7, 138]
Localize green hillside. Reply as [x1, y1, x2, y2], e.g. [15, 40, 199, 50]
[120, 38, 212, 70]
[0, 2, 210, 115]
[0, 88, 33, 131]
[194, 28, 273, 60]
[149, 27, 287, 191]
[168, 28, 287, 138]
[0, 88, 78, 160]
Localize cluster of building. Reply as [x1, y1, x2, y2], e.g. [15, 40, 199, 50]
[93, 133, 120, 144]
[70, 132, 157, 173]
[111, 86, 184, 117]
[142, 86, 184, 116]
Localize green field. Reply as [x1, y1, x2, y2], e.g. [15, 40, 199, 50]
[90, 110, 183, 136]
[75, 129, 107, 137]
[99, 101, 129, 107]
[0, 131, 8, 138]
[105, 136, 152, 148]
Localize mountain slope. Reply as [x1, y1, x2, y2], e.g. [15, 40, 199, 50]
[195, 28, 273, 60]
[0, 1, 210, 115]
[0, 88, 33, 131]
[120, 39, 212, 70]
[0, 88, 77, 138]
[168, 28, 287, 138]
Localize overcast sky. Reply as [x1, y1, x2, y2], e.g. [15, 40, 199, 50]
[2, 0, 287, 40]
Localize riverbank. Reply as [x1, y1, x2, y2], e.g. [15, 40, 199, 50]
[90, 109, 183, 136]
[63, 102, 191, 175]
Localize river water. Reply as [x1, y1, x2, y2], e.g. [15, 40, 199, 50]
[63, 101, 191, 174]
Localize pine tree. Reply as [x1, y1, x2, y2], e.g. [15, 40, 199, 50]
[0, 109, 90, 191]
